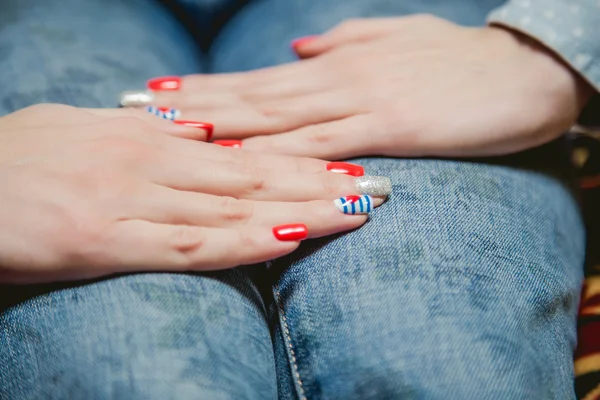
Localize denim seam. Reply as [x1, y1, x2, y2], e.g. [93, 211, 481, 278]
[274, 290, 307, 400]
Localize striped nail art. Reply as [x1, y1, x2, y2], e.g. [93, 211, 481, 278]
[146, 106, 181, 121]
[334, 195, 373, 215]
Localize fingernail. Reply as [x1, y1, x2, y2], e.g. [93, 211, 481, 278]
[174, 120, 214, 141]
[291, 35, 318, 50]
[273, 224, 308, 241]
[147, 76, 181, 91]
[119, 90, 155, 107]
[356, 176, 392, 196]
[326, 162, 364, 177]
[334, 195, 373, 215]
[157, 107, 182, 118]
[146, 106, 180, 121]
[213, 140, 242, 148]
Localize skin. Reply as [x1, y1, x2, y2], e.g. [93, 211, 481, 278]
[150, 15, 595, 159]
[0, 104, 383, 284]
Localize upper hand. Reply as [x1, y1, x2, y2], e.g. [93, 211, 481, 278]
[143, 15, 593, 159]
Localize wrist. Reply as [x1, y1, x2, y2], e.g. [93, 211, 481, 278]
[487, 24, 594, 117]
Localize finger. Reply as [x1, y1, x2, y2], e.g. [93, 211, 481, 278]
[294, 18, 403, 58]
[179, 63, 313, 91]
[83, 107, 213, 141]
[127, 186, 375, 237]
[242, 114, 380, 159]
[149, 152, 390, 200]
[150, 64, 328, 108]
[128, 65, 315, 101]
[108, 220, 304, 272]
[182, 88, 365, 139]
[160, 136, 333, 173]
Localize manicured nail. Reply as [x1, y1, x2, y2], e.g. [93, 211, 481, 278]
[157, 107, 181, 119]
[273, 224, 308, 241]
[119, 90, 155, 107]
[334, 195, 373, 215]
[146, 106, 180, 121]
[147, 76, 181, 91]
[213, 140, 242, 148]
[174, 120, 214, 141]
[291, 35, 318, 50]
[356, 176, 392, 196]
[326, 162, 364, 177]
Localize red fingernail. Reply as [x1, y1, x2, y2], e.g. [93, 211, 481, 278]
[273, 224, 308, 241]
[213, 140, 242, 148]
[291, 35, 318, 50]
[326, 162, 365, 177]
[147, 76, 181, 91]
[174, 120, 214, 141]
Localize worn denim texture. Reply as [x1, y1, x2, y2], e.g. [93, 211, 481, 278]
[0, 0, 586, 399]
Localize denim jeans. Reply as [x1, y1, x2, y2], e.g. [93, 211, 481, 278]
[0, 0, 585, 399]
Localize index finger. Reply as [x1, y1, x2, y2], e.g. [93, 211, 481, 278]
[161, 135, 365, 176]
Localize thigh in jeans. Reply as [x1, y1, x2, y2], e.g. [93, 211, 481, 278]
[0, 271, 277, 399]
[211, 1, 584, 398]
[0, 0, 202, 113]
[271, 147, 584, 399]
[0, 2, 275, 399]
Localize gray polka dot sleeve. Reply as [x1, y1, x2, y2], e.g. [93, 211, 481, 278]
[487, 0, 600, 92]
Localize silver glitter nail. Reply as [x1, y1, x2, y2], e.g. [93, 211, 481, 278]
[355, 176, 392, 196]
[119, 90, 155, 107]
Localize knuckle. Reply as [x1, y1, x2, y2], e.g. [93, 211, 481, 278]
[240, 164, 267, 196]
[217, 197, 254, 223]
[170, 226, 205, 257]
[320, 171, 343, 197]
[237, 229, 259, 249]
[306, 125, 334, 145]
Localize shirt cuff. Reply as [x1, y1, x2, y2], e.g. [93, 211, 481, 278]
[487, 2, 600, 129]
[487, 1, 600, 92]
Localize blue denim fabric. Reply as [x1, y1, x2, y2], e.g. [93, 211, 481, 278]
[1, 271, 277, 399]
[0, 0, 586, 399]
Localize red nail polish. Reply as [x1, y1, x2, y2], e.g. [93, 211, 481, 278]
[291, 35, 318, 50]
[213, 140, 242, 148]
[174, 120, 214, 141]
[273, 224, 308, 241]
[344, 195, 362, 203]
[326, 162, 364, 177]
[147, 76, 181, 91]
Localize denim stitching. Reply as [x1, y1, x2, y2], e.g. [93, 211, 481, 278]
[274, 290, 307, 400]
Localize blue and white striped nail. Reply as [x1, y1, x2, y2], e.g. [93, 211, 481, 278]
[145, 106, 181, 121]
[334, 195, 373, 215]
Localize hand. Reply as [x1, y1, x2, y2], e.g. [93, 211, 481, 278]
[0, 104, 390, 284]
[139, 15, 593, 159]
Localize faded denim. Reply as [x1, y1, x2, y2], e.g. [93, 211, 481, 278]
[0, 0, 585, 399]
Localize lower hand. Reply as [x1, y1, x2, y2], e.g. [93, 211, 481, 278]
[0, 104, 389, 284]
